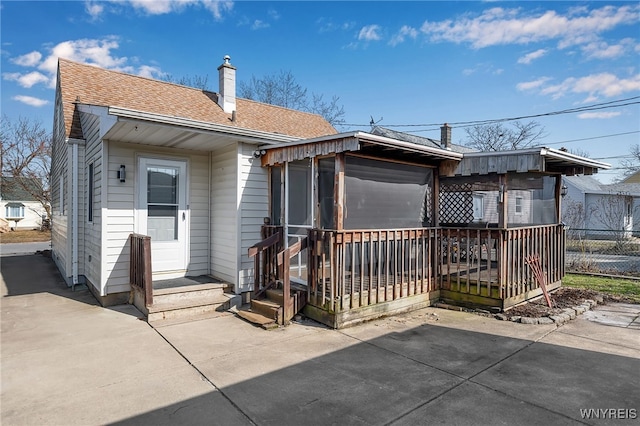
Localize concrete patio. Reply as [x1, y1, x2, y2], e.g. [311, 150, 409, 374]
[1, 253, 638, 425]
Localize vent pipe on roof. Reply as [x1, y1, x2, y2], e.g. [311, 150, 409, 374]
[440, 123, 452, 150]
[217, 55, 236, 114]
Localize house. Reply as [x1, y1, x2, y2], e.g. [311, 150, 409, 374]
[562, 175, 640, 238]
[52, 56, 611, 328]
[0, 177, 48, 231]
[51, 56, 336, 305]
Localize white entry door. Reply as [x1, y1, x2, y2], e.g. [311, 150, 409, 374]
[138, 158, 188, 275]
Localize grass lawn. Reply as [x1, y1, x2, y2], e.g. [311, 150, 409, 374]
[563, 273, 640, 303]
[0, 230, 52, 243]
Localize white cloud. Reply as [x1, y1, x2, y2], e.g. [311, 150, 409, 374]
[358, 25, 382, 41]
[93, 0, 233, 19]
[581, 38, 636, 60]
[577, 112, 622, 119]
[389, 25, 418, 46]
[4, 37, 164, 90]
[516, 77, 552, 91]
[420, 5, 639, 51]
[11, 51, 42, 67]
[251, 19, 269, 30]
[84, 1, 104, 20]
[537, 72, 640, 99]
[3, 71, 49, 88]
[137, 65, 164, 79]
[517, 49, 547, 65]
[12, 95, 49, 107]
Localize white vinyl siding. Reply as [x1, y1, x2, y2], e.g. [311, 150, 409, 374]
[237, 143, 269, 291]
[211, 144, 238, 285]
[104, 142, 211, 295]
[78, 110, 103, 291]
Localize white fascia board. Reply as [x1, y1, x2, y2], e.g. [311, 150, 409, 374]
[540, 147, 611, 170]
[107, 106, 301, 144]
[260, 131, 464, 161]
[77, 104, 118, 139]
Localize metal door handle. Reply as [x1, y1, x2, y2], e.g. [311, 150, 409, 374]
[182, 212, 186, 220]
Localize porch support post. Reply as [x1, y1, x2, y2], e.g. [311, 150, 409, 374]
[554, 174, 562, 223]
[334, 153, 345, 231]
[498, 174, 508, 228]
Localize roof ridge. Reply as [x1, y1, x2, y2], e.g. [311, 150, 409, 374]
[59, 58, 330, 121]
[59, 58, 214, 94]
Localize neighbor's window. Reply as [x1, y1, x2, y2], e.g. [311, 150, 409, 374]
[472, 194, 484, 221]
[5, 204, 25, 218]
[515, 196, 523, 214]
[88, 163, 94, 222]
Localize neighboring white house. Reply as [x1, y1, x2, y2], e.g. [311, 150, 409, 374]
[0, 177, 48, 230]
[51, 57, 336, 305]
[562, 175, 640, 237]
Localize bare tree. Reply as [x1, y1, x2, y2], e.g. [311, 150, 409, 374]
[619, 143, 640, 180]
[464, 120, 547, 151]
[239, 70, 346, 127]
[0, 115, 52, 222]
[162, 74, 211, 91]
[588, 191, 636, 252]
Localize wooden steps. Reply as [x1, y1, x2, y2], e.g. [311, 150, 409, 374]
[234, 283, 307, 329]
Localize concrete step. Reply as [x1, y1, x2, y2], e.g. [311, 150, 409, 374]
[152, 283, 225, 306]
[147, 293, 240, 323]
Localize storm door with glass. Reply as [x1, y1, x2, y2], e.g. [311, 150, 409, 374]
[137, 158, 188, 274]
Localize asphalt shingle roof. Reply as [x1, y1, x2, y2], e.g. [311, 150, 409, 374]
[57, 59, 337, 141]
[1, 177, 42, 202]
[370, 126, 477, 154]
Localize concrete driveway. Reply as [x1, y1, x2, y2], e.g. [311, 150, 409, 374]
[1, 254, 639, 425]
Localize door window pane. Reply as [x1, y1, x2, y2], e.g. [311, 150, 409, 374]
[147, 167, 179, 241]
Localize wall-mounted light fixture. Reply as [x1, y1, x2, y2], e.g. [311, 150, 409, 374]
[561, 184, 568, 197]
[253, 149, 267, 158]
[118, 165, 126, 183]
[498, 184, 505, 203]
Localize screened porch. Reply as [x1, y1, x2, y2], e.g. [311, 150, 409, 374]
[250, 133, 609, 328]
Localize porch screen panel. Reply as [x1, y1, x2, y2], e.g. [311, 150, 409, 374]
[318, 157, 335, 229]
[508, 174, 557, 225]
[270, 166, 282, 225]
[287, 160, 312, 226]
[344, 156, 433, 229]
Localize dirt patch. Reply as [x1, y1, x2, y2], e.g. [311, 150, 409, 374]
[502, 287, 635, 320]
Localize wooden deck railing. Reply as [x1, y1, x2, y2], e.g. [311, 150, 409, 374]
[305, 224, 566, 313]
[277, 236, 308, 322]
[129, 233, 152, 307]
[437, 224, 565, 302]
[248, 225, 283, 298]
[307, 228, 437, 313]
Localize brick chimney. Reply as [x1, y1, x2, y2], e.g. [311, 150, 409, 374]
[440, 123, 452, 150]
[217, 55, 236, 114]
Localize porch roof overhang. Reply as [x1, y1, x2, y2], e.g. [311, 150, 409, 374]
[440, 147, 611, 177]
[259, 131, 464, 166]
[97, 105, 302, 151]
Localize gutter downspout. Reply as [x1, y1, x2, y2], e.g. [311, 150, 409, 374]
[72, 142, 79, 290]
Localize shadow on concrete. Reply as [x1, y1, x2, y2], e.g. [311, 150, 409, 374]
[0, 254, 140, 318]
[111, 323, 640, 425]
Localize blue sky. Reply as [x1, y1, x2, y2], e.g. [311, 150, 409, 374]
[2, 1, 639, 183]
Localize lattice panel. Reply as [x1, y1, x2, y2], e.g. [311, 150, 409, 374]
[439, 182, 474, 224]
